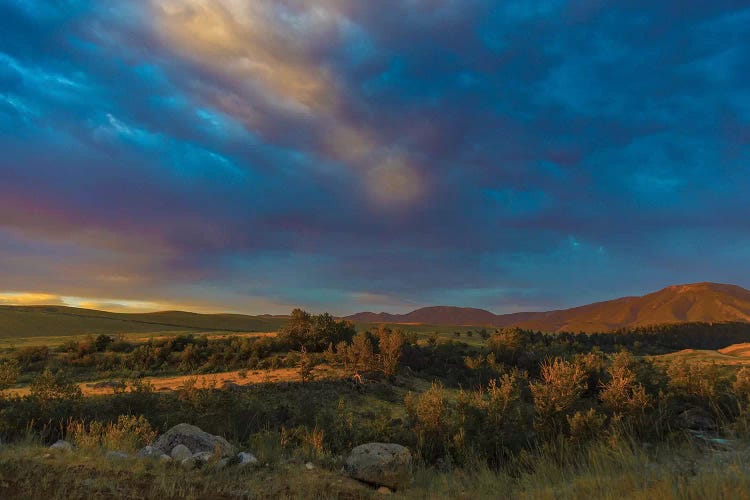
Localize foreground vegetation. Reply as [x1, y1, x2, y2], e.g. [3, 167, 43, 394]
[2, 312, 750, 498]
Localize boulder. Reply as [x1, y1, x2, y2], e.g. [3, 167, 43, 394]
[105, 451, 130, 461]
[344, 443, 412, 490]
[136, 445, 163, 459]
[237, 451, 258, 466]
[152, 423, 234, 457]
[50, 440, 73, 452]
[170, 444, 192, 461]
[181, 451, 213, 469]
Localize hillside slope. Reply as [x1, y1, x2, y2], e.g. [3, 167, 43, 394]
[347, 283, 750, 333]
[0, 305, 288, 339]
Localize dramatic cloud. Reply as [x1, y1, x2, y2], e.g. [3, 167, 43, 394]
[0, 0, 748, 314]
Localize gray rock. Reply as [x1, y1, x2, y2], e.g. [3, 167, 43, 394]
[152, 423, 234, 457]
[136, 445, 162, 459]
[170, 444, 192, 461]
[181, 451, 213, 469]
[159, 454, 172, 463]
[105, 451, 130, 461]
[344, 443, 412, 490]
[237, 451, 258, 466]
[305, 462, 314, 470]
[50, 440, 73, 452]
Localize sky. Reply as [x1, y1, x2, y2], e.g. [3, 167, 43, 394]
[0, 0, 749, 315]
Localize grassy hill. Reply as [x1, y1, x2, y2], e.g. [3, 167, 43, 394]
[0, 305, 288, 340]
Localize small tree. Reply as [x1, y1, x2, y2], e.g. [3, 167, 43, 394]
[377, 327, 405, 378]
[298, 347, 315, 383]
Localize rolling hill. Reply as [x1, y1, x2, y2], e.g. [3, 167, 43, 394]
[0, 305, 288, 339]
[347, 282, 750, 333]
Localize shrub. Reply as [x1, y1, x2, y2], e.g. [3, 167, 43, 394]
[487, 328, 525, 364]
[600, 352, 650, 418]
[733, 367, 750, 402]
[666, 359, 727, 403]
[68, 414, 156, 452]
[376, 327, 405, 378]
[567, 408, 606, 444]
[30, 369, 82, 402]
[405, 382, 454, 462]
[0, 359, 19, 390]
[530, 358, 587, 436]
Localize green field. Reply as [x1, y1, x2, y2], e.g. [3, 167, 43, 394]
[0, 306, 288, 345]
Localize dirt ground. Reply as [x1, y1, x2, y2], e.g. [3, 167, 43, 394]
[4, 364, 348, 397]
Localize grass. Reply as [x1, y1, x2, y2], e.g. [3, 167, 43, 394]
[0, 444, 372, 499]
[0, 305, 289, 342]
[650, 344, 750, 371]
[3, 438, 750, 499]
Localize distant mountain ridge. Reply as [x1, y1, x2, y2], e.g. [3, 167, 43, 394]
[345, 283, 750, 332]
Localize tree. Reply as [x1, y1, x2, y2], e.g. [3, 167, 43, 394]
[95, 334, 114, 352]
[346, 332, 375, 373]
[278, 309, 356, 352]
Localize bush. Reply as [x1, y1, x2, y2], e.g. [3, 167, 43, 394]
[68, 414, 156, 452]
[30, 369, 82, 402]
[600, 352, 650, 418]
[405, 383, 454, 463]
[567, 408, 606, 444]
[0, 359, 19, 390]
[530, 358, 587, 436]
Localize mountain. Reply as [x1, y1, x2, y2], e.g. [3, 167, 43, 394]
[0, 305, 288, 339]
[345, 283, 750, 332]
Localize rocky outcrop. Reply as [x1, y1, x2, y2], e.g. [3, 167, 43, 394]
[170, 444, 192, 461]
[344, 443, 412, 490]
[152, 423, 234, 457]
[181, 451, 213, 469]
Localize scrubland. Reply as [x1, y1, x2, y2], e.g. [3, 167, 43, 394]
[2, 310, 750, 498]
